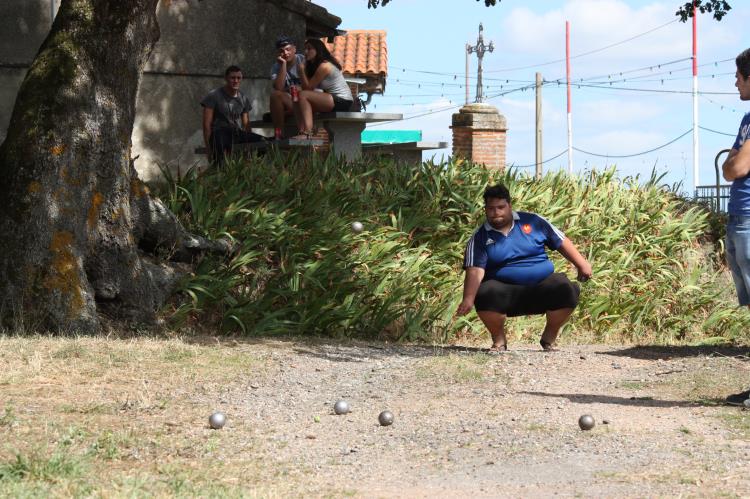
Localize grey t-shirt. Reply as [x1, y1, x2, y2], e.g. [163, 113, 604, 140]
[200, 87, 252, 131]
[270, 54, 306, 90]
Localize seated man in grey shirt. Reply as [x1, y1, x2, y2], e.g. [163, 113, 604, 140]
[200, 65, 264, 165]
[269, 36, 306, 137]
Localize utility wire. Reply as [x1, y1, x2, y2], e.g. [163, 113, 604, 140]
[699, 125, 736, 137]
[368, 83, 537, 126]
[509, 149, 569, 169]
[389, 19, 679, 77]
[573, 129, 692, 158]
[485, 19, 679, 73]
[571, 82, 735, 95]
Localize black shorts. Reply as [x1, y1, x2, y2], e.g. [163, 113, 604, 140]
[332, 97, 354, 112]
[474, 273, 580, 317]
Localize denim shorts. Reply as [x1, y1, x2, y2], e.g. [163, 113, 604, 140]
[726, 214, 750, 306]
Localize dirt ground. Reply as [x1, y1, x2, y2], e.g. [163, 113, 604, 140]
[1, 334, 749, 498]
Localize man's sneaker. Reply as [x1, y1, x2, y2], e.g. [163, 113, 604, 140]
[725, 389, 750, 406]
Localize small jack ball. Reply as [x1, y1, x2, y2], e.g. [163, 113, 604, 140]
[209, 412, 226, 430]
[351, 222, 364, 233]
[378, 410, 394, 426]
[334, 400, 350, 415]
[578, 414, 595, 431]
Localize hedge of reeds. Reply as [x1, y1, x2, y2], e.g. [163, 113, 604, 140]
[156, 152, 750, 344]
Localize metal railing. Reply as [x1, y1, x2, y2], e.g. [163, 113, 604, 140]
[694, 149, 732, 213]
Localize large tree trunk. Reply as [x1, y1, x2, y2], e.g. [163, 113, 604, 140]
[0, 0, 224, 332]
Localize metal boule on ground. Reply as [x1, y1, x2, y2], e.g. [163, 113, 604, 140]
[578, 414, 595, 430]
[209, 411, 226, 429]
[334, 400, 350, 415]
[378, 410, 394, 426]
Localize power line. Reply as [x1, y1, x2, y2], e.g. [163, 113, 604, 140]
[389, 19, 679, 78]
[573, 129, 692, 158]
[368, 82, 538, 126]
[509, 149, 569, 169]
[485, 18, 679, 73]
[571, 82, 735, 95]
[699, 125, 736, 137]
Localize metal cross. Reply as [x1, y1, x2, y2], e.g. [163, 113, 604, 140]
[466, 23, 494, 103]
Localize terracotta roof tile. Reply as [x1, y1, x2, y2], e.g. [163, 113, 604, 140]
[325, 30, 387, 78]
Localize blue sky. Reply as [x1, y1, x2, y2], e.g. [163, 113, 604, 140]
[314, 0, 750, 193]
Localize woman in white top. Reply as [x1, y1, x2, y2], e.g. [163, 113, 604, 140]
[293, 38, 354, 138]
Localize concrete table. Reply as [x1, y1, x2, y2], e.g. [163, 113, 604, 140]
[319, 112, 402, 161]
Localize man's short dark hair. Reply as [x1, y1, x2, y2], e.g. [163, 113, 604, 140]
[225, 65, 242, 77]
[276, 36, 296, 49]
[737, 48, 750, 79]
[483, 184, 511, 204]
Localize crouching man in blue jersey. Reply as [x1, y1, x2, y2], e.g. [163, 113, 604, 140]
[456, 184, 593, 352]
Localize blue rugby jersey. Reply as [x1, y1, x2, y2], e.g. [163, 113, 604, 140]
[463, 211, 566, 285]
[728, 112, 750, 216]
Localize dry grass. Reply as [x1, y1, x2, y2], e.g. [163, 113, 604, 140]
[0, 334, 312, 498]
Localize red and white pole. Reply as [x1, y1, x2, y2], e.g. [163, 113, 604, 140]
[566, 21, 573, 174]
[692, 4, 700, 189]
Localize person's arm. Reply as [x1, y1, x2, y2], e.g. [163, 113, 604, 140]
[202, 106, 214, 150]
[457, 267, 485, 316]
[557, 238, 592, 282]
[272, 58, 287, 91]
[241, 112, 250, 132]
[722, 144, 750, 181]
[303, 62, 332, 90]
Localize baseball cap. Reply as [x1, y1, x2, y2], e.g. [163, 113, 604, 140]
[276, 36, 295, 49]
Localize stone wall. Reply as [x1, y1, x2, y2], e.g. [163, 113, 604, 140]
[0, 0, 336, 181]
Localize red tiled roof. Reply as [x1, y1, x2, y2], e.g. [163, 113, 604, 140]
[325, 30, 387, 78]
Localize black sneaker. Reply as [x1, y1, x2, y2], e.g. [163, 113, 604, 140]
[725, 389, 750, 406]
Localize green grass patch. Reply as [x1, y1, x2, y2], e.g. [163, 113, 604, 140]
[717, 412, 750, 439]
[415, 353, 491, 382]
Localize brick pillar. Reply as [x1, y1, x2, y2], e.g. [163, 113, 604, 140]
[450, 103, 507, 170]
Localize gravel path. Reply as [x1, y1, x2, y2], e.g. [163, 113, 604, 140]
[205, 340, 750, 498]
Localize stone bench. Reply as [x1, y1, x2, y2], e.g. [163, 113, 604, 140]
[194, 137, 324, 156]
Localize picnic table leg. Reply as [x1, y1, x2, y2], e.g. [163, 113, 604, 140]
[324, 121, 366, 161]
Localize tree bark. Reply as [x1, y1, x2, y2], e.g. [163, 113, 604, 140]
[0, 0, 222, 332]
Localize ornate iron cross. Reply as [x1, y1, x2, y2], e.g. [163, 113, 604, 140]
[467, 23, 494, 103]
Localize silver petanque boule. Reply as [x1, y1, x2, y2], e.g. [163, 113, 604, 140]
[351, 221, 364, 233]
[333, 400, 350, 415]
[209, 411, 226, 429]
[378, 410, 394, 426]
[578, 414, 595, 431]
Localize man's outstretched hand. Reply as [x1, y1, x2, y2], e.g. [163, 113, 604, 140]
[576, 261, 593, 282]
[456, 298, 474, 316]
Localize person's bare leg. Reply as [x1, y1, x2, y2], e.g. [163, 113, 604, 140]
[540, 307, 574, 350]
[477, 311, 507, 351]
[270, 90, 292, 130]
[293, 90, 334, 136]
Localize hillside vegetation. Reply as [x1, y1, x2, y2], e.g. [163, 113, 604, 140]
[157, 152, 749, 344]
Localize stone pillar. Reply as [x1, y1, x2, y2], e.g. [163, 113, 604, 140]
[451, 103, 507, 170]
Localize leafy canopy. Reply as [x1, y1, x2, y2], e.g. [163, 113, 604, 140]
[366, 0, 732, 22]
